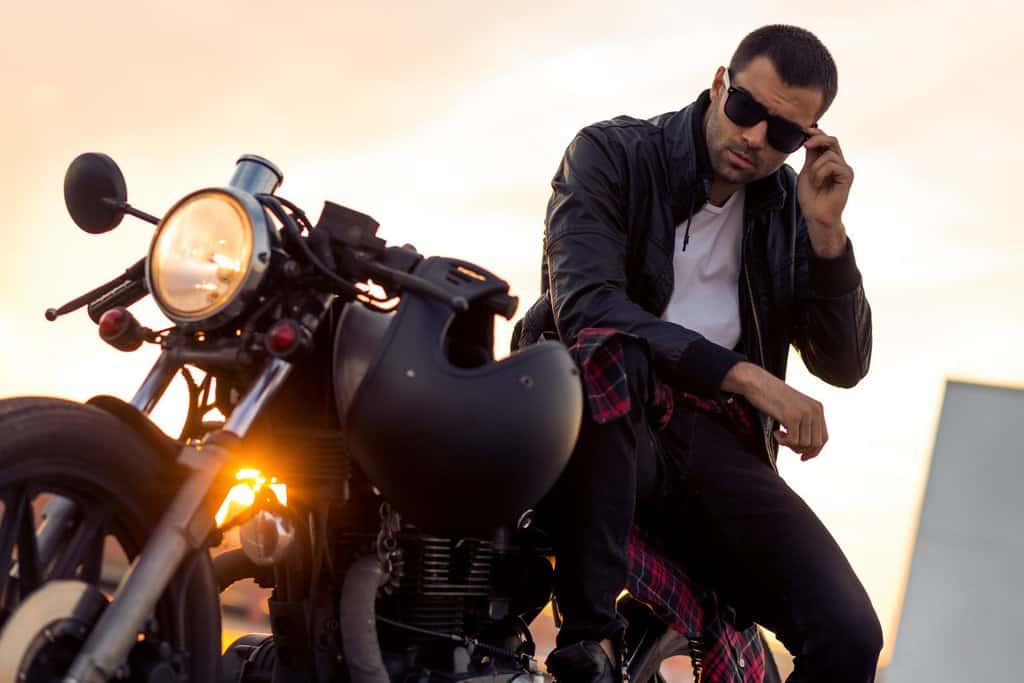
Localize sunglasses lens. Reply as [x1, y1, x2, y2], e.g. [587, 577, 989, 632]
[766, 121, 806, 153]
[724, 89, 763, 127]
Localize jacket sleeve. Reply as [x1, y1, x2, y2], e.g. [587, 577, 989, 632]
[544, 129, 745, 397]
[791, 217, 873, 388]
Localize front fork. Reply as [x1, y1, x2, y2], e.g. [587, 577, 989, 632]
[59, 356, 294, 683]
[28, 353, 183, 574]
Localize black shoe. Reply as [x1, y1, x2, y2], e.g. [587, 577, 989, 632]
[545, 641, 617, 683]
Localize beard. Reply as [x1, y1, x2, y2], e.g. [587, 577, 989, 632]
[710, 144, 762, 185]
[704, 105, 782, 186]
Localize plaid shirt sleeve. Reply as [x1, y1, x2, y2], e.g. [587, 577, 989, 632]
[628, 530, 768, 683]
[567, 328, 673, 429]
[568, 328, 758, 437]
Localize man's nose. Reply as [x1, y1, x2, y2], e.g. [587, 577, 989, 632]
[742, 120, 768, 150]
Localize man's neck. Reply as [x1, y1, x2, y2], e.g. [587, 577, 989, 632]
[707, 178, 740, 207]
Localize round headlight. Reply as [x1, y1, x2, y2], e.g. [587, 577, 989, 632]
[148, 189, 268, 325]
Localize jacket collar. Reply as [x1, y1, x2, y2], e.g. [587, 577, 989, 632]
[662, 90, 787, 218]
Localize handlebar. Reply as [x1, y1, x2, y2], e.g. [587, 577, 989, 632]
[87, 277, 148, 323]
[50, 197, 516, 328]
[46, 258, 147, 322]
[357, 257, 469, 313]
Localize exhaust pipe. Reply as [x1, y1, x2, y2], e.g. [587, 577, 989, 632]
[212, 548, 274, 592]
[339, 555, 391, 683]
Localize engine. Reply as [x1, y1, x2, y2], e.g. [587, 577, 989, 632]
[380, 532, 498, 635]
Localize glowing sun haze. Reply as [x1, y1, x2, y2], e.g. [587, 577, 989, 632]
[2, 0, 1022, 664]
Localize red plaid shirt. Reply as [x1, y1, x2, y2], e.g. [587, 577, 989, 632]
[570, 328, 768, 683]
[627, 532, 766, 683]
[570, 327, 759, 437]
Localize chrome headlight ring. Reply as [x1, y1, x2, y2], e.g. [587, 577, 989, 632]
[146, 186, 271, 330]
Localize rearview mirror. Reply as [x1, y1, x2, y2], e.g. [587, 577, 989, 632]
[63, 153, 127, 234]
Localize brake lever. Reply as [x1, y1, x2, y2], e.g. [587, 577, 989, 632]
[46, 258, 146, 322]
[359, 259, 469, 313]
[481, 292, 519, 319]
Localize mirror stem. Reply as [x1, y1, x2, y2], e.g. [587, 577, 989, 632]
[101, 198, 159, 225]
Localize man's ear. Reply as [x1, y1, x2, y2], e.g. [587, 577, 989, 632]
[710, 66, 727, 103]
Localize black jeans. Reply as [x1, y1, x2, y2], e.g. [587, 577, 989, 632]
[542, 343, 883, 682]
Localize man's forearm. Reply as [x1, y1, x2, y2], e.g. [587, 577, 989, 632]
[721, 360, 830, 459]
[720, 360, 763, 397]
[805, 218, 848, 259]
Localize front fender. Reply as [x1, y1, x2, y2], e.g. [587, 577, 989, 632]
[86, 394, 182, 462]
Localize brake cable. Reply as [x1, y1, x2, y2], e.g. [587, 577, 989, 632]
[256, 194, 364, 301]
[373, 615, 539, 672]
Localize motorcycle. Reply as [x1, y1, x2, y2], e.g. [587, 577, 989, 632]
[0, 153, 777, 683]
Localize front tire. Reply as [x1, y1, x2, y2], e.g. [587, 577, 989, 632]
[0, 397, 221, 681]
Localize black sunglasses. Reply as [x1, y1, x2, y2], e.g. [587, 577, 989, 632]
[722, 69, 813, 153]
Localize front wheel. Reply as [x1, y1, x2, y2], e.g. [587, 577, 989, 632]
[0, 397, 221, 682]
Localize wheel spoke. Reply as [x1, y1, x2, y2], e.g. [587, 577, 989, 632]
[0, 488, 30, 602]
[49, 505, 109, 581]
[78, 533, 106, 585]
[15, 493, 41, 598]
[35, 496, 79, 571]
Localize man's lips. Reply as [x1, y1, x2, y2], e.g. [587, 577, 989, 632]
[728, 149, 753, 169]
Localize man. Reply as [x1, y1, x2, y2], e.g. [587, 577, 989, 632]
[516, 25, 881, 683]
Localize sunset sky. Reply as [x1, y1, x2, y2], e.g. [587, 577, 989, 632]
[2, 0, 1022, 665]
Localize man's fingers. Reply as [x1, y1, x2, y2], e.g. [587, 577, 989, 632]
[805, 135, 840, 152]
[774, 428, 824, 459]
[802, 149, 851, 190]
[758, 375, 828, 459]
[773, 428, 791, 445]
[808, 150, 844, 170]
[798, 416, 813, 448]
[773, 428, 808, 450]
[811, 414, 825, 453]
[801, 444, 825, 461]
[811, 160, 852, 191]
[804, 129, 842, 156]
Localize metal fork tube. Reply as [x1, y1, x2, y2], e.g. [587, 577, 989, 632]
[62, 358, 293, 683]
[61, 443, 229, 683]
[130, 351, 178, 414]
[223, 357, 292, 436]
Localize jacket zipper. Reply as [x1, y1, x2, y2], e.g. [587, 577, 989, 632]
[742, 229, 779, 473]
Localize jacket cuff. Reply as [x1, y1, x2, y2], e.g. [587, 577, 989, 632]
[676, 339, 746, 398]
[809, 238, 862, 296]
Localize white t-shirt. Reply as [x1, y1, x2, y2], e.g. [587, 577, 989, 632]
[660, 187, 745, 350]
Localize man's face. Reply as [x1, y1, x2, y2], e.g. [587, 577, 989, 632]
[705, 55, 824, 186]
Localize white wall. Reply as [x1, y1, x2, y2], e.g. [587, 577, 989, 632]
[886, 381, 1024, 682]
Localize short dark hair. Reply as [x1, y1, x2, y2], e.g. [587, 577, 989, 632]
[729, 25, 838, 118]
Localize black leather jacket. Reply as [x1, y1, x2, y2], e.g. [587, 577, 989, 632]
[515, 90, 873, 463]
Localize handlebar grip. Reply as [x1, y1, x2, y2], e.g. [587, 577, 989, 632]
[87, 278, 148, 323]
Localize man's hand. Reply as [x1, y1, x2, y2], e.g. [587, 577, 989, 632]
[722, 362, 828, 461]
[797, 128, 852, 259]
